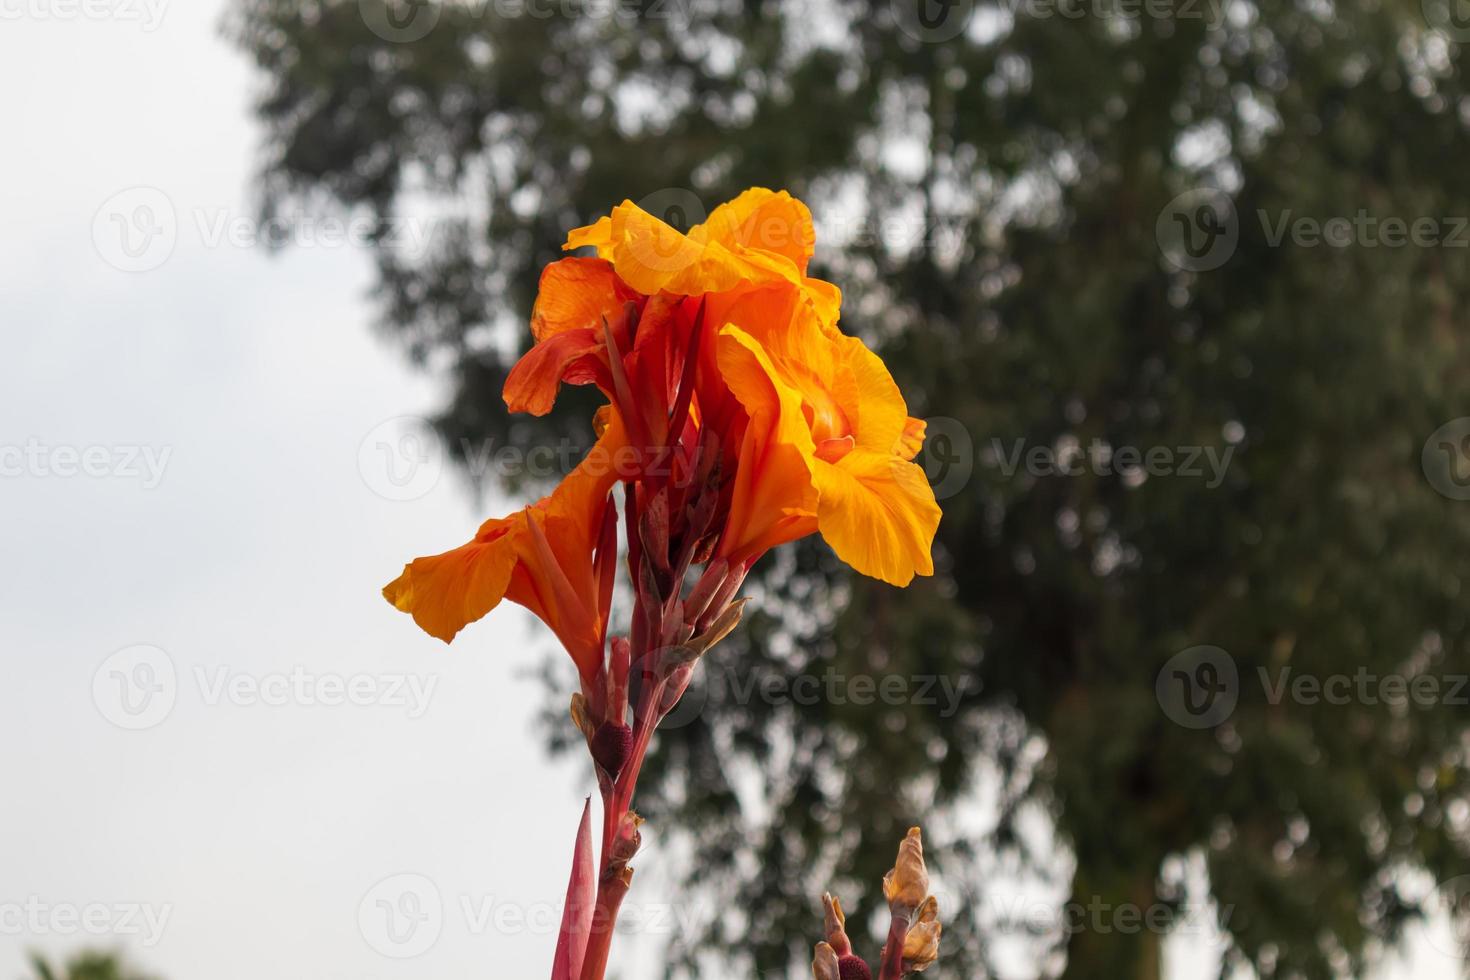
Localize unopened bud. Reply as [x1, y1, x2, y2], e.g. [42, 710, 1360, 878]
[882, 827, 930, 916]
[640, 487, 672, 573]
[822, 893, 852, 956]
[683, 558, 729, 625]
[812, 942, 840, 980]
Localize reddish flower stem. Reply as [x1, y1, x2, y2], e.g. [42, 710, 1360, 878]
[877, 910, 910, 980]
[577, 870, 631, 980]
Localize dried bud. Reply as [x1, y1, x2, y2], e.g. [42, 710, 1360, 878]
[569, 693, 597, 742]
[901, 896, 941, 973]
[812, 942, 840, 980]
[609, 811, 643, 871]
[882, 827, 930, 916]
[822, 893, 852, 956]
[590, 721, 633, 776]
[837, 956, 871, 980]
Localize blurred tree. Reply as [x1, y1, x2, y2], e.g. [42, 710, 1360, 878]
[27, 951, 155, 980]
[232, 1, 1470, 976]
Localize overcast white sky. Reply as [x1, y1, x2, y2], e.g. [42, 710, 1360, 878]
[0, 3, 1462, 979]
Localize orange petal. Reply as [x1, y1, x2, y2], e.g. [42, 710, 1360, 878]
[383, 517, 522, 644]
[530, 257, 639, 342]
[503, 327, 608, 416]
[812, 449, 940, 587]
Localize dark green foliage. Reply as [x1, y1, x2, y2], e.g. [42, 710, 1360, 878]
[232, 1, 1470, 975]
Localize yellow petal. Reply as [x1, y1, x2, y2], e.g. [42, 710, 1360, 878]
[897, 417, 927, 460]
[564, 214, 613, 253]
[813, 450, 939, 587]
[694, 187, 816, 274]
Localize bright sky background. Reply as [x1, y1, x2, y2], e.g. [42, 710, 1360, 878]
[0, 3, 1461, 979]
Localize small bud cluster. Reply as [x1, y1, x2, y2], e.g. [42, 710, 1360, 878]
[812, 828, 942, 980]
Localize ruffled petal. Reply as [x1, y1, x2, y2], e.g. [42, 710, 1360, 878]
[564, 200, 799, 297]
[812, 449, 940, 587]
[695, 187, 816, 274]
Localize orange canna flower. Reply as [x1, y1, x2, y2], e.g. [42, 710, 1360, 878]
[385, 189, 943, 980]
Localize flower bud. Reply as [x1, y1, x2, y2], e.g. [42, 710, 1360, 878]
[812, 942, 840, 980]
[609, 811, 643, 872]
[901, 896, 941, 974]
[882, 827, 930, 916]
[822, 893, 852, 956]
